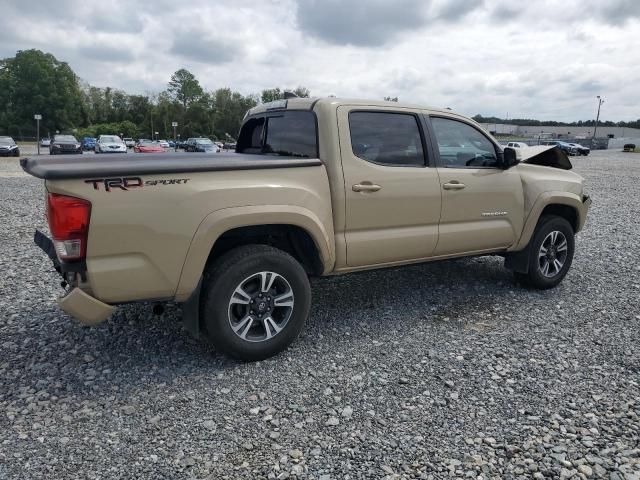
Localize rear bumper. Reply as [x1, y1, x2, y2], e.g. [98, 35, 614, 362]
[58, 288, 115, 325]
[34, 229, 115, 325]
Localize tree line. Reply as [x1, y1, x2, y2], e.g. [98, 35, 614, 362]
[0, 49, 310, 141]
[471, 114, 640, 129]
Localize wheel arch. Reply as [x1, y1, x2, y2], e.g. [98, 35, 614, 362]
[511, 192, 585, 252]
[175, 205, 334, 303]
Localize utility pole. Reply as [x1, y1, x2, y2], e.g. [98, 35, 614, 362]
[592, 96, 604, 148]
[172, 122, 178, 151]
[34, 114, 42, 155]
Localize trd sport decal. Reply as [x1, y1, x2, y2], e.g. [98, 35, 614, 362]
[85, 177, 190, 191]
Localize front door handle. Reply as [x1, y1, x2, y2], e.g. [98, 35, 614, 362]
[443, 181, 466, 190]
[352, 183, 382, 192]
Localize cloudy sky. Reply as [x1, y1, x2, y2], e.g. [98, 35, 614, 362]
[1, 0, 638, 121]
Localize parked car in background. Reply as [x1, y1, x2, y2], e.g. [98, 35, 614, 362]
[134, 140, 165, 153]
[567, 143, 590, 156]
[167, 140, 176, 148]
[506, 141, 528, 149]
[185, 137, 220, 153]
[40, 138, 51, 147]
[157, 139, 170, 148]
[223, 142, 237, 150]
[95, 135, 127, 154]
[623, 144, 636, 152]
[81, 137, 96, 151]
[50, 134, 82, 155]
[175, 140, 187, 149]
[0, 136, 20, 157]
[123, 137, 136, 148]
[542, 141, 577, 156]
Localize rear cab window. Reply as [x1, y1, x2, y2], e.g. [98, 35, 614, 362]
[237, 110, 317, 158]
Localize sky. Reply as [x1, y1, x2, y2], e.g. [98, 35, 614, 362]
[1, 0, 638, 122]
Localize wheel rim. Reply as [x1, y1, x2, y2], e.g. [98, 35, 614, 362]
[227, 271, 294, 343]
[538, 230, 568, 278]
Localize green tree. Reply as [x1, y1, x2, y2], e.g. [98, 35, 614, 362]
[292, 86, 311, 98]
[0, 49, 85, 136]
[261, 88, 282, 103]
[212, 88, 258, 139]
[261, 86, 311, 103]
[167, 69, 203, 109]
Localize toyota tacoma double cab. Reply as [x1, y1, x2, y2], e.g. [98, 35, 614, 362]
[22, 97, 591, 361]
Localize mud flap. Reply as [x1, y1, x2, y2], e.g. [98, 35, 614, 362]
[181, 277, 203, 339]
[504, 247, 530, 274]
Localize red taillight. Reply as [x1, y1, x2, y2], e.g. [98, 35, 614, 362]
[47, 193, 91, 261]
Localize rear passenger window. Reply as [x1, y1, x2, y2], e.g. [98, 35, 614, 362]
[431, 117, 499, 168]
[349, 112, 425, 167]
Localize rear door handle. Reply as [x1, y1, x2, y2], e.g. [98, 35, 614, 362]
[352, 183, 382, 192]
[443, 181, 466, 190]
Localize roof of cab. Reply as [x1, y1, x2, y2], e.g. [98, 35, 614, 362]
[246, 97, 458, 117]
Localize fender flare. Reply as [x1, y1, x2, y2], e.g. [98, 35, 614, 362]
[511, 191, 585, 252]
[174, 205, 335, 302]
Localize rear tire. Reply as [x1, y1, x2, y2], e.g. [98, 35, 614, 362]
[515, 215, 575, 289]
[200, 245, 311, 361]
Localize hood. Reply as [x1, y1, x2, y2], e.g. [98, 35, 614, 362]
[101, 142, 126, 147]
[54, 140, 79, 145]
[515, 145, 573, 170]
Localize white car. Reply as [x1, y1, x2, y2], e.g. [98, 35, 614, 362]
[95, 135, 127, 154]
[505, 141, 528, 149]
[40, 138, 51, 147]
[123, 137, 136, 148]
[158, 139, 170, 148]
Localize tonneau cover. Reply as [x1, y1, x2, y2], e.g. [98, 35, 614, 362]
[20, 152, 323, 180]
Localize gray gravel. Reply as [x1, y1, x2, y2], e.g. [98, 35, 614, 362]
[1, 150, 639, 479]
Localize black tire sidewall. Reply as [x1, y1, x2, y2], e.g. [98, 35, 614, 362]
[526, 216, 575, 288]
[201, 246, 310, 361]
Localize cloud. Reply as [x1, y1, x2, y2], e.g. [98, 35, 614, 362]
[0, 0, 638, 121]
[77, 44, 135, 62]
[432, 0, 484, 22]
[295, 0, 430, 47]
[169, 30, 242, 64]
[594, 0, 640, 25]
[85, 14, 144, 34]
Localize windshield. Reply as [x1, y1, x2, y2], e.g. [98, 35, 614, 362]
[139, 140, 155, 145]
[195, 138, 213, 144]
[101, 136, 122, 143]
[55, 135, 77, 142]
[0, 137, 15, 145]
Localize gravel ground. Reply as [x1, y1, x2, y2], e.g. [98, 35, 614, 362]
[1, 151, 639, 480]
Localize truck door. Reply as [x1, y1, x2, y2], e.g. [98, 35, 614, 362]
[338, 107, 442, 267]
[427, 115, 524, 255]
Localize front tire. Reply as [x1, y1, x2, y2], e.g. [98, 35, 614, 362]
[515, 215, 575, 289]
[200, 245, 311, 361]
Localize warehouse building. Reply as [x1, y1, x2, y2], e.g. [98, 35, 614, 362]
[479, 124, 640, 139]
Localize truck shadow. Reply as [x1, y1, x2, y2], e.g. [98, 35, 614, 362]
[10, 256, 541, 399]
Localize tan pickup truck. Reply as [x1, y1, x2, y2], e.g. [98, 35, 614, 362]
[22, 97, 591, 360]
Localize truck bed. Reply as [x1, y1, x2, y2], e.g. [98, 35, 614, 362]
[20, 152, 322, 180]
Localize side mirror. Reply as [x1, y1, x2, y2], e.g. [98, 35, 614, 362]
[501, 147, 520, 169]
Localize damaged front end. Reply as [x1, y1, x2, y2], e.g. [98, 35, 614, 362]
[515, 145, 573, 170]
